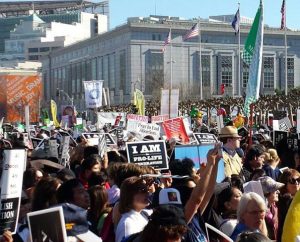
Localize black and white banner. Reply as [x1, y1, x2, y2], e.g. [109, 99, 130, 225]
[83, 80, 103, 108]
[0, 149, 26, 234]
[194, 133, 218, 144]
[126, 141, 168, 170]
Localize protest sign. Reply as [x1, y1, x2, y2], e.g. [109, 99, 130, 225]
[278, 117, 292, 132]
[49, 139, 59, 158]
[83, 80, 103, 108]
[273, 131, 288, 147]
[194, 133, 218, 144]
[82, 133, 102, 146]
[98, 134, 106, 158]
[127, 120, 161, 140]
[31, 138, 43, 149]
[162, 117, 189, 143]
[175, 144, 225, 182]
[60, 136, 70, 165]
[104, 133, 116, 145]
[151, 115, 169, 123]
[126, 140, 168, 170]
[0, 149, 26, 234]
[97, 112, 126, 129]
[126, 114, 148, 123]
[205, 223, 233, 242]
[27, 206, 67, 242]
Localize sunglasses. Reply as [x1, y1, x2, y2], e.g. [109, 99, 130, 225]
[288, 178, 300, 185]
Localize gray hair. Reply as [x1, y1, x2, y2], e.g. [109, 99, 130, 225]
[237, 192, 266, 221]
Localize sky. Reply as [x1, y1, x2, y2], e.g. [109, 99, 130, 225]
[109, 0, 300, 30]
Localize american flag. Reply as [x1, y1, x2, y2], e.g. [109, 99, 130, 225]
[280, 0, 286, 30]
[162, 30, 171, 53]
[183, 23, 199, 41]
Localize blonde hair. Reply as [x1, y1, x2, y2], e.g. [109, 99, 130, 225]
[264, 148, 279, 164]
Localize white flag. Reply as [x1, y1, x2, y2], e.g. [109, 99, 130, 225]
[83, 80, 104, 108]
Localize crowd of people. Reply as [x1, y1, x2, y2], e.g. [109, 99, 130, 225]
[0, 114, 299, 242]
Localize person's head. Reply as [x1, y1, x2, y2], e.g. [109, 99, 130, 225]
[57, 179, 90, 209]
[264, 148, 280, 165]
[237, 192, 267, 231]
[217, 186, 242, 215]
[31, 176, 61, 211]
[279, 168, 300, 196]
[80, 154, 101, 180]
[88, 185, 110, 223]
[235, 231, 271, 242]
[83, 146, 98, 159]
[119, 176, 150, 214]
[219, 126, 241, 150]
[139, 205, 188, 242]
[114, 163, 146, 188]
[293, 150, 300, 168]
[258, 176, 284, 205]
[245, 145, 265, 170]
[169, 158, 198, 181]
[23, 168, 43, 190]
[250, 169, 266, 181]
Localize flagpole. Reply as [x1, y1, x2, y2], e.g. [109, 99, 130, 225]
[198, 18, 203, 100]
[284, 1, 288, 95]
[238, 2, 241, 97]
[169, 28, 172, 118]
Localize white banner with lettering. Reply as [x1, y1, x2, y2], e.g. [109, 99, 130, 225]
[83, 80, 104, 108]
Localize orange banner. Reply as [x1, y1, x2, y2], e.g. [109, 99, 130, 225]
[0, 74, 42, 123]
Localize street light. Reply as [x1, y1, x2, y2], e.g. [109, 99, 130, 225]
[56, 88, 74, 106]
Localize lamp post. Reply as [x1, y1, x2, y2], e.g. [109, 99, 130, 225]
[56, 88, 74, 106]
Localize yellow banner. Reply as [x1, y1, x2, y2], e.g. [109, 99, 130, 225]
[134, 89, 145, 116]
[50, 100, 60, 127]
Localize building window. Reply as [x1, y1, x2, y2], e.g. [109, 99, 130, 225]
[287, 57, 294, 89]
[28, 55, 39, 60]
[202, 55, 210, 87]
[28, 48, 38, 53]
[120, 50, 126, 92]
[40, 47, 50, 52]
[152, 34, 156, 41]
[221, 56, 232, 87]
[242, 62, 249, 88]
[145, 50, 164, 95]
[263, 57, 274, 88]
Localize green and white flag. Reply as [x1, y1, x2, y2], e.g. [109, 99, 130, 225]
[243, 0, 264, 116]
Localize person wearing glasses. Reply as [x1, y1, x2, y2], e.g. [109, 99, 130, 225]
[230, 192, 268, 241]
[277, 168, 300, 241]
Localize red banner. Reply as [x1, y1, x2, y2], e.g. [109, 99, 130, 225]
[162, 117, 189, 143]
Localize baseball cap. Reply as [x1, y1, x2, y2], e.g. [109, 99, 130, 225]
[258, 176, 285, 194]
[159, 188, 182, 205]
[150, 205, 187, 227]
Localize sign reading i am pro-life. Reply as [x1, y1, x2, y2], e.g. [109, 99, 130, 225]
[126, 140, 168, 170]
[0, 149, 26, 234]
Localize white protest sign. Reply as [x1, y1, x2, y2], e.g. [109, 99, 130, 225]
[160, 89, 179, 118]
[60, 136, 70, 166]
[97, 112, 126, 129]
[0, 149, 26, 234]
[27, 207, 68, 242]
[83, 80, 103, 108]
[127, 120, 161, 140]
[98, 134, 106, 158]
[49, 139, 59, 158]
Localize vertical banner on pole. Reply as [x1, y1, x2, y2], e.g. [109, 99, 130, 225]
[0, 149, 26, 234]
[160, 89, 179, 118]
[83, 80, 104, 109]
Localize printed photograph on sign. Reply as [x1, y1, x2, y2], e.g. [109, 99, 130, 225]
[27, 207, 67, 242]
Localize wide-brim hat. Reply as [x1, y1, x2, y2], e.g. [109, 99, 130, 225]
[219, 126, 241, 138]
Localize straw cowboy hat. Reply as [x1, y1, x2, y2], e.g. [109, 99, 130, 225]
[219, 126, 241, 138]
